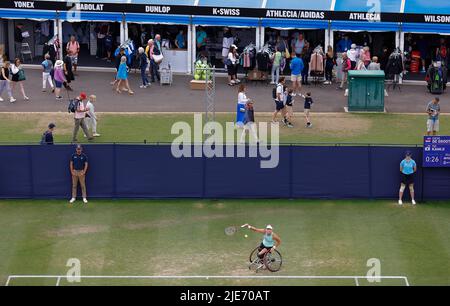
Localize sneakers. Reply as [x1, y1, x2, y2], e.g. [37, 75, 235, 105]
[139, 85, 146, 88]
[69, 198, 76, 204]
[412, 200, 417, 205]
[282, 118, 288, 126]
[398, 200, 403, 205]
[287, 122, 294, 128]
[56, 96, 63, 100]
[306, 122, 312, 128]
[83, 198, 88, 204]
[10, 97, 16, 103]
[93, 133, 101, 137]
[270, 81, 276, 85]
[0, 97, 3, 102]
[24, 96, 29, 101]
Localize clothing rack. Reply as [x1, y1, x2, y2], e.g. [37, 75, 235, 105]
[386, 48, 404, 91]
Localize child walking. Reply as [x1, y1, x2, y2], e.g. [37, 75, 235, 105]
[284, 88, 295, 127]
[300, 92, 314, 127]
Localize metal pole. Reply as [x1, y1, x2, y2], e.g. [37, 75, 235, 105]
[204, 66, 216, 123]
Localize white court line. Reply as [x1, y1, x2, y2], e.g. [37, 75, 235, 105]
[5, 275, 410, 286]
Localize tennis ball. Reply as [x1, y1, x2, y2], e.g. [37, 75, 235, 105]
[244, 234, 248, 238]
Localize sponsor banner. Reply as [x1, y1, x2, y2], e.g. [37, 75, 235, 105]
[1, 1, 450, 24]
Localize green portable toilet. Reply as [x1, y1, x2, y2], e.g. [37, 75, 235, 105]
[347, 70, 385, 112]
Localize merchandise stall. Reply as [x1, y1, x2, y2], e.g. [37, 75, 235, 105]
[58, 11, 123, 67]
[0, 8, 57, 62]
[125, 13, 191, 73]
[193, 0, 260, 69]
[402, 0, 450, 80]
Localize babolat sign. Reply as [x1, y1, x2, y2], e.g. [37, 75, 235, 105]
[1, 0, 450, 24]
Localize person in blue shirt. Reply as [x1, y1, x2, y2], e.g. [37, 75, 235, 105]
[175, 29, 186, 49]
[398, 151, 417, 205]
[40, 123, 55, 145]
[336, 34, 352, 53]
[70, 145, 89, 204]
[289, 53, 304, 96]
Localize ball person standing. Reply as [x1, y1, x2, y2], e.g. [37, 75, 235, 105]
[398, 151, 417, 206]
[69, 145, 89, 204]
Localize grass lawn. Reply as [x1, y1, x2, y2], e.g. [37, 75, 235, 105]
[1, 199, 449, 286]
[0, 112, 448, 145]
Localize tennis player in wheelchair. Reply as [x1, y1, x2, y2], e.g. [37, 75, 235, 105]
[246, 224, 281, 262]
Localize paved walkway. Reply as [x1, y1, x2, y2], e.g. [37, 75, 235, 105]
[0, 69, 447, 113]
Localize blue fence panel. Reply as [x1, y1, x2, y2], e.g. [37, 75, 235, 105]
[203, 146, 290, 198]
[114, 145, 203, 198]
[0, 145, 448, 200]
[291, 146, 371, 198]
[0, 146, 33, 198]
[423, 168, 450, 200]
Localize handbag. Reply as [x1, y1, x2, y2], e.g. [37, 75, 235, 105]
[284, 48, 291, 59]
[153, 54, 164, 64]
[18, 69, 26, 81]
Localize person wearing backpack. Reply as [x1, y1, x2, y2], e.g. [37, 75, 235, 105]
[271, 77, 289, 126]
[10, 58, 29, 101]
[40, 123, 56, 145]
[71, 92, 94, 143]
[338, 52, 351, 90]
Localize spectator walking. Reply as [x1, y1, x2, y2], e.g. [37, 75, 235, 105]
[300, 92, 314, 128]
[137, 47, 150, 88]
[63, 54, 74, 91]
[66, 35, 80, 74]
[338, 53, 351, 90]
[240, 100, 259, 143]
[426, 97, 440, 136]
[272, 77, 290, 126]
[175, 29, 186, 49]
[85, 95, 100, 137]
[398, 151, 417, 205]
[72, 92, 94, 143]
[114, 56, 134, 95]
[270, 47, 282, 85]
[69, 145, 89, 204]
[40, 123, 56, 145]
[360, 46, 371, 68]
[289, 53, 304, 96]
[324, 46, 336, 85]
[284, 88, 295, 126]
[41, 53, 55, 92]
[10, 58, 29, 101]
[0, 61, 16, 103]
[53, 60, 66, 100]
[112, 47, 125, 86]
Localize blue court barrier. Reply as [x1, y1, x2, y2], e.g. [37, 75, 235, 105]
[0, 145, 449, 200]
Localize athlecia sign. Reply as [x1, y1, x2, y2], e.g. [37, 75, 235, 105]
[1, 0, 450, 23]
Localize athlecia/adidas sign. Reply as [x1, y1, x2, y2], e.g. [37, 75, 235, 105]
[1, 0, 450, 24]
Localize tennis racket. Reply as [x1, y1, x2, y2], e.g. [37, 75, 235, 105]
[224, 223, 249, 236]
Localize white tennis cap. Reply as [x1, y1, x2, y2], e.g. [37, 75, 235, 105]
[266, 224, 273, 230]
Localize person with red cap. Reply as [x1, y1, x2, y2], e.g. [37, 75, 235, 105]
[71, 92, 94, 143]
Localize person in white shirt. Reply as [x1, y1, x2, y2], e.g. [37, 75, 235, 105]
[227, 45, 240, 86]
[347, 44, 358, 70]
[85, 95, 100, 137]
[222, 27, 234, 58]
[72, 92, 93, 143]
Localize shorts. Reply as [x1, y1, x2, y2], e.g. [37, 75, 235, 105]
[69, 55, 78, 65]
[427, 119, 439, 132]
[275, 100, 285, 111]
[291, 74, 301, 82]
[304, 109, 310, 116]
[401, 173, 414, 185]
[227, 64, 236, 76]
[258, 243, 273, 252]
[55, 80, 63, 88]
